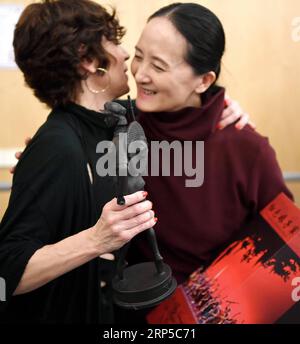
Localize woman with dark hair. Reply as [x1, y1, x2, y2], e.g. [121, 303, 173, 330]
[126, 1, 292, 305]
[0, 0, 252, 324]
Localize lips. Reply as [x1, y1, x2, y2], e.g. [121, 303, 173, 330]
[138, 87, 157, 97]
[143, 89, 155, 95]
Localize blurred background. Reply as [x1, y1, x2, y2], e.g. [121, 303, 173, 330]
[0, 0, 300, 219]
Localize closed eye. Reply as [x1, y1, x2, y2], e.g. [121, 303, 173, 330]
[152, 64, 165, 72]
[134, 55, 143, 61]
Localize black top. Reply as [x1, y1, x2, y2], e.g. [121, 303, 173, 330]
[0, 102, 120, 323]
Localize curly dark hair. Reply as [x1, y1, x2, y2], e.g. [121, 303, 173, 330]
[13, 0, 126, 108]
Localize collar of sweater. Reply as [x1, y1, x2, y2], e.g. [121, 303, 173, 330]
[137, 87, 225, 141]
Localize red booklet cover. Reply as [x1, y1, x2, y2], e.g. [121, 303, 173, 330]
[147, 193, 300, 324]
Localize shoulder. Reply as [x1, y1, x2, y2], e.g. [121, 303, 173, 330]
[13, 109, 85, 183]
[209, 125, 281, 181]
[28, 108, 84, 160]
[213, 124, 274, 158]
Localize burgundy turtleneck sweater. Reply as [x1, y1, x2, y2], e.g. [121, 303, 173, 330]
[128, 88, 292, 284]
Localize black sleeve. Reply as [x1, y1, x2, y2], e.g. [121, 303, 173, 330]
[0, 127, 81, 307]
[0, 186, 47, 307]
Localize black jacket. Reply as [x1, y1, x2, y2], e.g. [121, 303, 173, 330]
[0, 102, 120, 323]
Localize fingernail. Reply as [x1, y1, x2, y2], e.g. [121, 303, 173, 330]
[142, 191, 148, 198]
[217, 123, 223, 130]
[235, 124, 242, 130]
[154, 217, 158, 223]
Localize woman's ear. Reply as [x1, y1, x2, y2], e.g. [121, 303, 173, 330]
[80, 57, 99, 74]
[195, 71, 216, 94]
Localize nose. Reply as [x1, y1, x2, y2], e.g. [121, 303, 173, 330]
[120, 46, 130, 61]
[133, 63, 151, 84]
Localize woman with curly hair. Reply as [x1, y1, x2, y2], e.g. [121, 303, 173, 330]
[0, 0, 157, 324]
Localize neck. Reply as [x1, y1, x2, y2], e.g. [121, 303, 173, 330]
[188, 93, 202, 109]
[172, 93, 202, 112]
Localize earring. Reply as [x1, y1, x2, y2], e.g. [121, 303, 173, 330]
[85, 67, 110, 94]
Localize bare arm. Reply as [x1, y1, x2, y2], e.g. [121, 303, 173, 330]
[14, 228, 98, 295]
[14, 191, 156, 295]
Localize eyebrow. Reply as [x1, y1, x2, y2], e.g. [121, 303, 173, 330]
[135, 46, 170, 68]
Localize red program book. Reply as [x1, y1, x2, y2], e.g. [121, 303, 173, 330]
[147, 193, 300, 324]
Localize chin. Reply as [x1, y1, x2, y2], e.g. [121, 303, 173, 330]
[136, 98, 158, 112]
[115, 85, 130, 99]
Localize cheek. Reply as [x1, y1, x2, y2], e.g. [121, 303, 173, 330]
[168, 73, 194, 95]
[159, 77, 178, 95]
[130, 61, 137, 77]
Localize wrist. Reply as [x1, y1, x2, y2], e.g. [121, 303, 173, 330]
[85, 225, 103, 257]
[86, 227, 117, 263]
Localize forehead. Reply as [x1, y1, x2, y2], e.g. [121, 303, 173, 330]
[136, 17, 188, 64]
